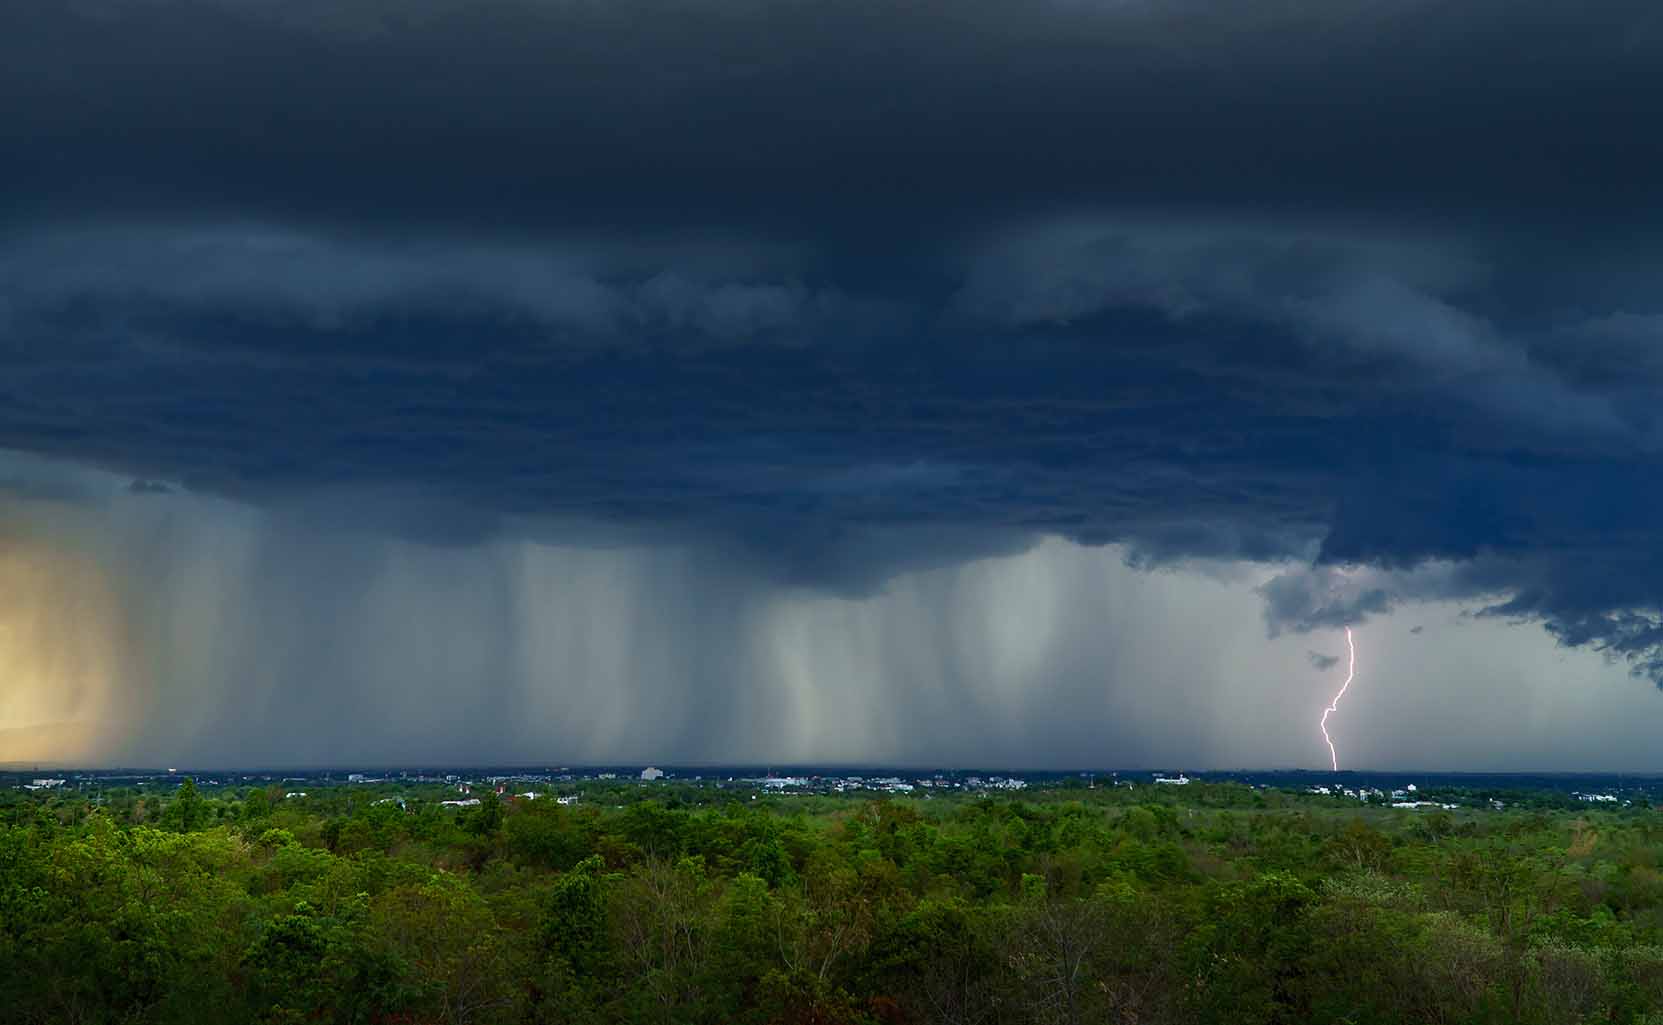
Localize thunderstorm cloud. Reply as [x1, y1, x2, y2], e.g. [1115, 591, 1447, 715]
[5, 1, 1663, 768]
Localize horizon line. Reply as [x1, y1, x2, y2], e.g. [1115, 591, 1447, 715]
[7, 762, 1663, 778]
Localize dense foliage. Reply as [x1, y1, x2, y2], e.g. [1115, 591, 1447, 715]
[6, 778, 1663, 1024]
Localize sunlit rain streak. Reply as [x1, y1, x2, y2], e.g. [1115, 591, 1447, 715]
[1319, 627, 1357, 771]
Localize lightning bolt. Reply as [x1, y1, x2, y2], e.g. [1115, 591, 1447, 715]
[1319, 627, 1356, 771]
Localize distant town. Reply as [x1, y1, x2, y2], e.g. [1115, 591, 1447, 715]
[8, 765, 1659, 810]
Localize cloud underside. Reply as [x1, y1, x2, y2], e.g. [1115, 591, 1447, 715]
[1307, 650, 1341, 672]
[5, 0, 1663, 686]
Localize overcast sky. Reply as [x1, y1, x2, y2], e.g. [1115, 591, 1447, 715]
[5, 1, 1663, 769]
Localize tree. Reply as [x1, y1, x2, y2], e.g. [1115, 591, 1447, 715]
[611, 857, 722, 1022]
[865, 898, 998, 1025]
[775, 851, 872, 990]
[241, 897, 409, 1025]
[243, 787, 273, 821]
[1005, 877, 1110, 1025]
[468, 791, 505, 838]
[373, 878, 519, 1025]
[166, 778, 207, 833]
[1327, 818, 1391, 872]
[1187, 871, 1315, 1024]
[534, 855, 612, 1022]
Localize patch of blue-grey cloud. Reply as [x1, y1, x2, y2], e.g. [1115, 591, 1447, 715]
[1307, 651, 1341, 672]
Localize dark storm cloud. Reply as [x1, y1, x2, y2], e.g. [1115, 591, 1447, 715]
[7, 0, 1663, 688]
[4, 0, 1663, 236]
[1259, 568, 1394, 636]
[1307, 650, 1340, 672]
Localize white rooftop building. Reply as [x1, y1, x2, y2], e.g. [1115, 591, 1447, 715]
[640, 767, 665, 781]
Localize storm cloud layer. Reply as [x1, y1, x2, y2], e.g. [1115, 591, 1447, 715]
[6, 1, 1663, 766]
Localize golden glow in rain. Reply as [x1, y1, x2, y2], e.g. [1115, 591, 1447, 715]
[0, 541, 124, 764]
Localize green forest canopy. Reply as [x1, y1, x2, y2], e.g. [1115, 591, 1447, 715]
[5, 777, 1663, 1024]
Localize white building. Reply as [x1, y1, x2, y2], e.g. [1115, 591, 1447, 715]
[640, 767, 665, 781]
